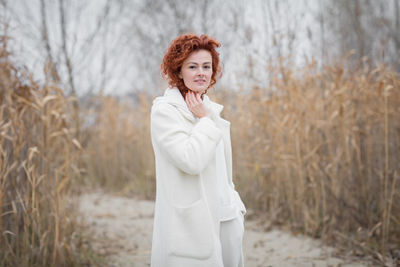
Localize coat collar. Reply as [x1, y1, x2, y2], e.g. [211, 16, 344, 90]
[153, 87, 224, 123]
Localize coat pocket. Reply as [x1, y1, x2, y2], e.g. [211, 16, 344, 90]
[169, 198, 214, 260]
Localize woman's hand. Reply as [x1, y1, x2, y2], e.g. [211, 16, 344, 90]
[185, 90, 210, 118]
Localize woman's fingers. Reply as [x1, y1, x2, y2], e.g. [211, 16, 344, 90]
[195, 92, 202, 102]
[188, 91, 198, 107]
[191, 91, 202, 105]
[186, 91, 208, 118]
[189, 91, 194, 102]
[186, 91, 193, 107]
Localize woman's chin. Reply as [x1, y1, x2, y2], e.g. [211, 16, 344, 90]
[189, 86, 208, 94]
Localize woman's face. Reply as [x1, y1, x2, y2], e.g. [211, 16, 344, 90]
[179, 49, 213, 94]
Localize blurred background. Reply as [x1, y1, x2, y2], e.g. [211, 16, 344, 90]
[3, 0, 400, 95]
[0, 0, 399, 266]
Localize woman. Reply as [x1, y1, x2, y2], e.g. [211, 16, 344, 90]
[150, 33, 246, 267]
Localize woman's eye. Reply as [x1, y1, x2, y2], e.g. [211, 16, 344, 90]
[204, 65, 211, 69]
[189, 66, 196, 69]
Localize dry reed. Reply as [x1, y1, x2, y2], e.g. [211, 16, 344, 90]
[81, 93, 155, 198]
[0, 36, 88, 266]
[81, 59, 399, 263]
[222, 59, 400, 263]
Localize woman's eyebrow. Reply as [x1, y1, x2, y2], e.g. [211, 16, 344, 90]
[185, 61, 212, 65]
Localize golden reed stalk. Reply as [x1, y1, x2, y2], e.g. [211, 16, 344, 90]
[0, 36, 84, 266]
[222, 60, 400, 262]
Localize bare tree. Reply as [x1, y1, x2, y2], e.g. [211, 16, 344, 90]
[320, 0, 400, 69]
[58, 0, 76, 95]
[6, 0, 399, 96]
[40, 0, 59, 83]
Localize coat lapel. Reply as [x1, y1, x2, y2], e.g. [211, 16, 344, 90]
[154, 87, 197, 123]
[218, 119, 232, 182]
[156, 87, 233, 181]
[203, 95, 233, 182]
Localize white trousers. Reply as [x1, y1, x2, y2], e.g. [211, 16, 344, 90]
[219, 211, 245, 267]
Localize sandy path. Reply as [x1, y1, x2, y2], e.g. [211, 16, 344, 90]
[78, 192, 369, 267]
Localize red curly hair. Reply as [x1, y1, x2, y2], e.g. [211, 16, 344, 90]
[161, 33, 222, 98]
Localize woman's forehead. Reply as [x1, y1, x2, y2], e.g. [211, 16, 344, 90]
[184, 49, 212, 63]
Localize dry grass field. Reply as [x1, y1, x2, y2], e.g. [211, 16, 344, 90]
[223, 61, 400, 264]
[0, 38, 97, 266]
[82, 59, 400, 265]
[1, 31, 399, 265]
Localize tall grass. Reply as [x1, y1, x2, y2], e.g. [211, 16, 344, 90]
[223, 60, 400, 262]
[81, 94, 155, 198]
[0, 37, 85, 266]
[81, 59, 399, 262]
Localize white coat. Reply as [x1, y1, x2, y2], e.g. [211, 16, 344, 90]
[150, 87, 246, 267]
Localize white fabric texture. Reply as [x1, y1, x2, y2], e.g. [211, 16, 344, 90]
[216, 139, 242, 221]
[220, 210, 245, 267]
[150, 87, 246, 267]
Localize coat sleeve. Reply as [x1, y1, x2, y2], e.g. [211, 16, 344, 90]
[151, 103, 222, 175]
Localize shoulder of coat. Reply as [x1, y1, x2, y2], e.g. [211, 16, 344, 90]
[151, 101, 178, 114]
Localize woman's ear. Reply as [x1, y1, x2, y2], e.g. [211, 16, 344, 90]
[178, 72, 182, 79]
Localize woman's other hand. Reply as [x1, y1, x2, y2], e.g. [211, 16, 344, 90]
[185, 90, 210, 119]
